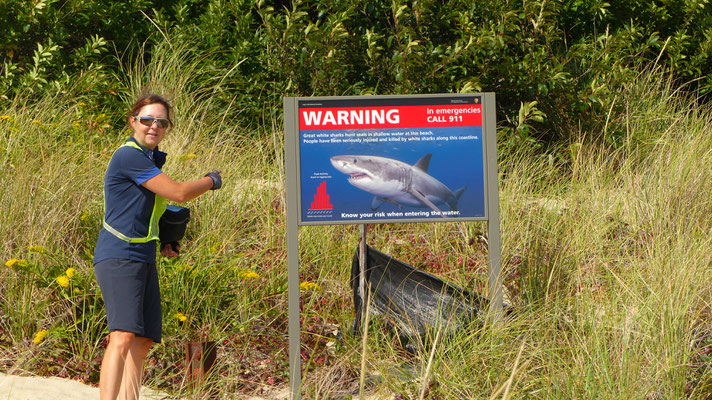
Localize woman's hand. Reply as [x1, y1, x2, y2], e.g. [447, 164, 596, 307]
[204, 170, 222, 190]
[160, 242, 181, 257]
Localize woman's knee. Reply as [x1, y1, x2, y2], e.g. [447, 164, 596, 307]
[108, 330, 136, 352]
[133, 336, 154, 352]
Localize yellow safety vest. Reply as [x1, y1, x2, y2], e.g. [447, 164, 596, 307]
[102, 141, 167, 243]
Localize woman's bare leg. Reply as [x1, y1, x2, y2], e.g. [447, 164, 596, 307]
[99, 330, 136, 400]
[119, 336, 153, 400]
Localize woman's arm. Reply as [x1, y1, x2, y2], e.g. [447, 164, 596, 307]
[142, 173, 215, 203]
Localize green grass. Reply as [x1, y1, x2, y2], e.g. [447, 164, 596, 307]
[1, 40, 712, 399]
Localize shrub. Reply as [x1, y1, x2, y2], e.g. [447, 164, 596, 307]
[1, 0, 710, 148]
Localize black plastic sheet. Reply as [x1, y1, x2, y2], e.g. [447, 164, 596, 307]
[351, 245, 489, 342]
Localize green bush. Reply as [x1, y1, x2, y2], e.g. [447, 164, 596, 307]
[1, 0, 710, 148]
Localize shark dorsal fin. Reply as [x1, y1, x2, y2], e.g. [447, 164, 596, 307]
[413, 154, 432, 172]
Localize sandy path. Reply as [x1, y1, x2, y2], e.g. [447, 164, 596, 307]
[0, 372, 167, 400]
[0, 372, 296, 399]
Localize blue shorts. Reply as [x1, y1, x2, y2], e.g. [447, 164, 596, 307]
[94, 259, 162, 343]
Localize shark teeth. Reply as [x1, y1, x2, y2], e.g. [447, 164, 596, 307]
[349, 172, 369, 180]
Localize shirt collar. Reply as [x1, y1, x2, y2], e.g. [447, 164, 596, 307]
[126, 137, 156, 160]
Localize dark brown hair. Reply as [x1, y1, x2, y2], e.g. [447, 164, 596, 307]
[127, 94, 172, 125]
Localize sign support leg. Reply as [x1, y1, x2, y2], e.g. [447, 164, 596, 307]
[358, 224, 368, 329]
[287, 216, 300, 400]
[487, 221, 503, 321]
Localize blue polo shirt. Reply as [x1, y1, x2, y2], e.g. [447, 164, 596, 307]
[93, 138, 165, 264]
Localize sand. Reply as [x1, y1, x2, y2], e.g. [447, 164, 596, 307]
[0, 372, 298, 399]
[0, 372, 167, 400]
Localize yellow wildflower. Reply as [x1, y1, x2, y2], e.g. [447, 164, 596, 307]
[27, 245, 47, 253]
[78, 102, 86, 107]
[65, 268, 77, 278]
[174, 312, 188, 322]
[73, 121, 80, 128]
[80, 211, 91, 222]
[56, 275, 70, 288]
[31, 119, 41, 124]
[300, 281, 320, 291]
[239, 270, 260, 280]
[33, 329, 49, 344]
[5, 259, 28, 269]
[0, 115, 11, 121]
[73, 288, 81, 294]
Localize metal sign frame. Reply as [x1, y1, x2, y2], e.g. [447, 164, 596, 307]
[284, 93, 501, 399]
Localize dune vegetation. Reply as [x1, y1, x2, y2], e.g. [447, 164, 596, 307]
[2, 38, 711, 399]
[2, 1, 712, 399]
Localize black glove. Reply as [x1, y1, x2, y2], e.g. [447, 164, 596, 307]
[205, 171, 222, 190]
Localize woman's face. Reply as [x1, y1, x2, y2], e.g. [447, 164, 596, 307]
[130, 103, 170, 150]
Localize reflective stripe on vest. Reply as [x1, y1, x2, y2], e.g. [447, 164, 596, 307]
[102, 141, 167, 243]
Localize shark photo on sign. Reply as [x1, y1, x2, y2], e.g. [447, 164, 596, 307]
[330, 154, 466, 217]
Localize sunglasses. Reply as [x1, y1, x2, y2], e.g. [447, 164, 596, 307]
[135, 115, 171, 129]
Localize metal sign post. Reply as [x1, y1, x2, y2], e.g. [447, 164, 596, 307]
[283, 98, 302, 399]
[484, 99, 503, 321]
[284, 94, 501, 399]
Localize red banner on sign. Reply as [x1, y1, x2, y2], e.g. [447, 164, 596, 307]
[299, 104, 482, 130]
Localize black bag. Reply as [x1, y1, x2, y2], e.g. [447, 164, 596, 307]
[351, 245, 489, 343]
[159, 205, 190, 244]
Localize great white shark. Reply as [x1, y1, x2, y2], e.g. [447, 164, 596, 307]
[330, 154, 465, 215]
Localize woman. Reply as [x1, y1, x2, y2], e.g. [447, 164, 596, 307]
[93, 94, 222, 400]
